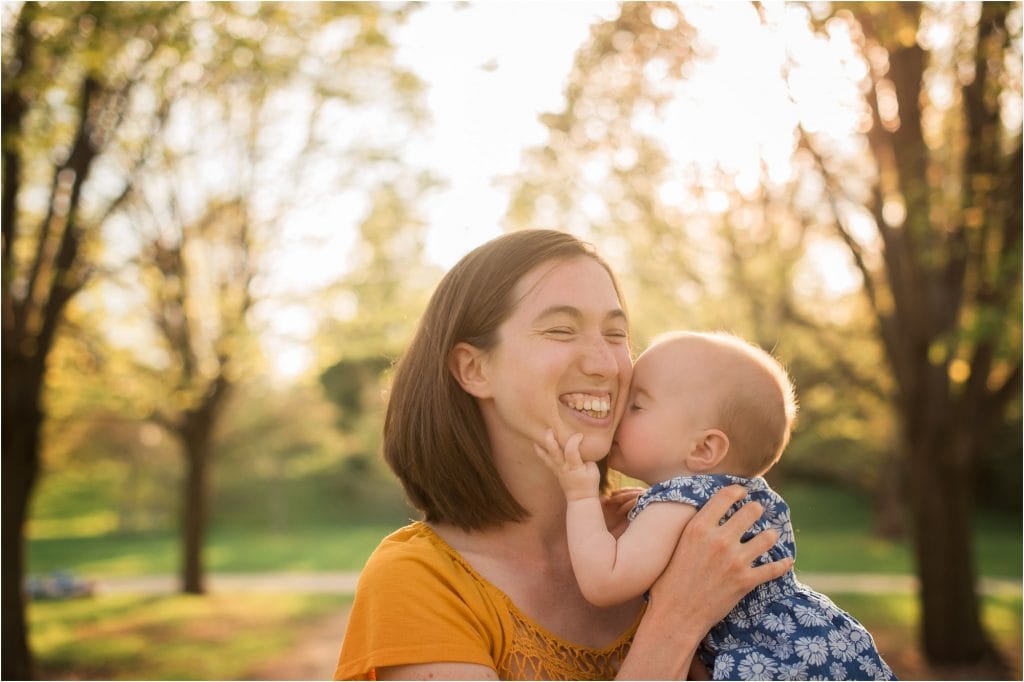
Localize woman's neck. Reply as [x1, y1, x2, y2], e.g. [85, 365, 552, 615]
[433, 443, 569, 561]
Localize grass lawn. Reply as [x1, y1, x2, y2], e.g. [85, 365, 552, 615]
[28, 523, 400, 576]
[29, 591, 1020, 680]
[776, 482, 1021, 578]
[30, 592, 350, 680]
[835, 592, 1022, 680]
[28, 481, 1021, 580]
[23, 470, 1021, 680]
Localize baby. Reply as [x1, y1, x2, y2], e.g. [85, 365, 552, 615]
[534, 331, 895, 681]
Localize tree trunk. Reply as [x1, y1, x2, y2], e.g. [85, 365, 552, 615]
[1, 358, 43, 680]
[903, 387, 996, 666]
[180, 424, 211, 595]
[872, 449, 905, 540]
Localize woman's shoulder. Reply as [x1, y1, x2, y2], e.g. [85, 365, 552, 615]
[360, 521, 500, 598]
[338, 522, 511, 679]
[363, 522, 445, 572]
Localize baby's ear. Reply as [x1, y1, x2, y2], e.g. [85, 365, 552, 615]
[449, 342, 493, 399]
[686, 429, 730, 473]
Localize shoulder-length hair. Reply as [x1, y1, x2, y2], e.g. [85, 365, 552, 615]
[383, 229, 626, 530]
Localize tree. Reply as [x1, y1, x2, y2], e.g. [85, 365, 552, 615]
[318, 179, 441, 468]
[507, 2, 898, 498]
[2, 5, 187, 676]
[507, 1, 1021, 671]
[131, 197, 256, 594]
[793, 2, 1022, 666]
[84, 2, 425, 595]
[2, 1, 425, 673]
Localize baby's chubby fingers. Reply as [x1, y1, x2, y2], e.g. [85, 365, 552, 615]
[563, 432, 585, 466]
[532, 442, 558, 471]
[541, 429, 568, 464]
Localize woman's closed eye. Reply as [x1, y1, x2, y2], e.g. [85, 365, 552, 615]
[544, 327, 576, 338]
[604, 328, 629, 343]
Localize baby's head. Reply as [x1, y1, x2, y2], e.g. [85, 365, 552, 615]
[609, 331, 797, 483]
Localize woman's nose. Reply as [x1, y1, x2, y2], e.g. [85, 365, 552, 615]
[580, 335, 621, 377]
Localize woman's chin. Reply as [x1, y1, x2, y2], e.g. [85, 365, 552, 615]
[578, 435, 613, 462]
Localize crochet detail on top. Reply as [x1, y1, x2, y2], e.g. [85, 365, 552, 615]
[498, 606, 634, 681]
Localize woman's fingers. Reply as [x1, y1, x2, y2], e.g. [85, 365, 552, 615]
[694, 484, 747, 526]
[750, 555, 795, 584]
[606, 487, 642, 511]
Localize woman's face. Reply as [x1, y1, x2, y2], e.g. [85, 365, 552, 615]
[477, 256, 632, 462]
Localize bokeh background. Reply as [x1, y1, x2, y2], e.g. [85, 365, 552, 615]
[3, 2, 1021, 680]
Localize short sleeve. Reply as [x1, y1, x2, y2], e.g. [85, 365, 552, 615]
[333, 529, 505, 680]
[629, 475, 724, 520]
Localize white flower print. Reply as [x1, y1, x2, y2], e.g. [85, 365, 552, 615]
[827, 628, 858, 662]
[794, 636, 829, 666]
[713, 653, 735, 678]
[846, 626, 872, 653]
[794, 604, 830, 627]
[830, 661, 849, 680]
[748, 631, 778, 652]
[779, 661, 809, 681]
[775, 510, 795, 547]
[737, 652, 780, 681]
[732, 610, 755, 630]
[760, 612, 796, 635]
[718, 633, 745, 650]
[772, 636, 795, 660]
[689, 476, 718, 497]
[857, 654, 881, 678]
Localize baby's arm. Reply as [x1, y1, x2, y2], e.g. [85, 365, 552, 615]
[533, 431, 696, 607]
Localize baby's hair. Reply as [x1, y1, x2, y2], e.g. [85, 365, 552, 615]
[649, 330, 798, 477]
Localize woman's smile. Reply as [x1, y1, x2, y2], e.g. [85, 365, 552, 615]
[559, 392, 612, 420]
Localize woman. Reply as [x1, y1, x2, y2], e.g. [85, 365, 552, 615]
[334, 230, 792, 680]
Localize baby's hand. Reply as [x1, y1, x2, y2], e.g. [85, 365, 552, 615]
[532, 430, 600, 501]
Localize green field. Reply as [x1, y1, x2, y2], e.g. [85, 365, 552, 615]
[26, 474, 1022, 579]
[28, 591, 1022, 680]
[29, 593, 350, 680]
[23, 470, 1023, 680]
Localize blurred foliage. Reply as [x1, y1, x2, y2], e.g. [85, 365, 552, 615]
[505, 1, 1020, 663]
[4, 0, 433, 622]
[12, 0, 1018, 577]
[314, 177, 444, 482]
[506, 2, 904, 509]
[506, 1, 1022, 519]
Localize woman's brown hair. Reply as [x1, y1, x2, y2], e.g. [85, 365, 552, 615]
[383, 229, 626, 530]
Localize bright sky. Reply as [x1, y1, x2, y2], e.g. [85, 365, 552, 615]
[266, 2, 868, 378]
[263, 2, 620, 377]
[395, 2, 620, 267]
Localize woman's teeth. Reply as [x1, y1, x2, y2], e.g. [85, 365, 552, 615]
[563, 393, 610, 418]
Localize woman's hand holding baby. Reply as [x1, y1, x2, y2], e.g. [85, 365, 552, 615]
[532, 430, 599, 501]
[649, 485, 794, 634]
[619, 485, 794, 679]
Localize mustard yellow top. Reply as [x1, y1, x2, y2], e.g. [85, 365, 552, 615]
[334, 521, 642, 680]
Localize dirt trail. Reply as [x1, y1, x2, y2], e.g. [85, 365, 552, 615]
[246, 606, 350, 680]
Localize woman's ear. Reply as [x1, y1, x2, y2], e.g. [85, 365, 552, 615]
[685, 429, 729, 473]
[449, 342, 493, 399]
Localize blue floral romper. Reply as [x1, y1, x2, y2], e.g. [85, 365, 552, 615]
[630, 474, 896, 681]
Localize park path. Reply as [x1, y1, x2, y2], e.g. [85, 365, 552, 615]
[89, 571, 1020, 681]
[92, 570, 1021, 597]
[245, 606, 350, 680]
